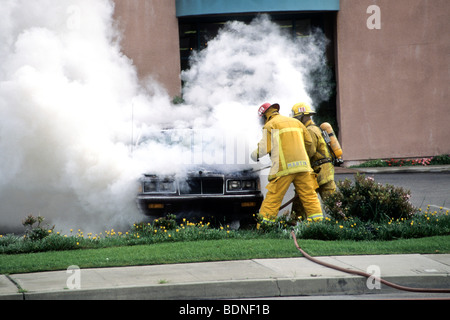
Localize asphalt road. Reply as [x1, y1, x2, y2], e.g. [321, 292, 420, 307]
[335, 173, 450, 212]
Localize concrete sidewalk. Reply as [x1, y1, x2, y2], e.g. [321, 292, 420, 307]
[1, 254, 449, 300]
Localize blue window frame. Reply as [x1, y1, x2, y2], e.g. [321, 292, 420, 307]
[176, 0, 339, 17]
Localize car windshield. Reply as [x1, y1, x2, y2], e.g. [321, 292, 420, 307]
[138, 128, 261, 171]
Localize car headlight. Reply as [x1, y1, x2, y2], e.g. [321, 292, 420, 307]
[160, 180, 176, 192]
[142, 178, 176, 193]
[227, 180, 241, 190]
[227, 179, 258, 191]
[143, 181, 158, 193]
[242, 180, 256, 190]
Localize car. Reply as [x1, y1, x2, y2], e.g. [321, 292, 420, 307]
[136, 165, 264, 228]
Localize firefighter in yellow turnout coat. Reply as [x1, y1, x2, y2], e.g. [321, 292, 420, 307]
[251, 103, 323, 225]
[290, 102, 336, 220]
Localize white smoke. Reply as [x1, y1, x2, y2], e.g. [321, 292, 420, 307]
[0, 0, 173, 233]
[182, 15, 330, 114]
[0, 2, 330, 233]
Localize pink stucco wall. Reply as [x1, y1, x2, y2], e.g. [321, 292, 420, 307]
[336, 0, 450, 164]
[113, 0, 181, 98]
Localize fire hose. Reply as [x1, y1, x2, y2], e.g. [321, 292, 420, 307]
[290, 231, 450, 294]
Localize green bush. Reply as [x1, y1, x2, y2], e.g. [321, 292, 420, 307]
[354, 159, 387, 168]
[22, 214, 55, 241]
[431, 154, 450, 165]
[323, 174, 415, 222]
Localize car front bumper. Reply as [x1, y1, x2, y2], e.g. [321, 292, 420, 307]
[136, 193, 263, 224]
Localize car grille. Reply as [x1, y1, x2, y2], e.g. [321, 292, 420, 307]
[180, 177, 224, 195]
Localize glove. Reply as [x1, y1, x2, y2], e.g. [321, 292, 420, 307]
[251, 149, 259, 162]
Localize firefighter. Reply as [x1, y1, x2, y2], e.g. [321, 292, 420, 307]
[251, 102, 323, 227]
[290, 102, 336, 220]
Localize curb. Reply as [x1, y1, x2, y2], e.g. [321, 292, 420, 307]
[2, 274, 448, 300]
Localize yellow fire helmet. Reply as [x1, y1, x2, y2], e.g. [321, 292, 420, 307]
[291, 102, 316, 117]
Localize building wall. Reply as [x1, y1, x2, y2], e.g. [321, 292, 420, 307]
[113, 0, 181, 98]
[113, 0, 449, 163]
[336, 0, 450, 163]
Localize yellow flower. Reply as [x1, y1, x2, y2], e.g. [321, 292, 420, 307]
[339, 225, 343, 229]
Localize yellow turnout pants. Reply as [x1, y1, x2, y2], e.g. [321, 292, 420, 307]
[292, 180, 336, 220]
[260, 172, 323, 221]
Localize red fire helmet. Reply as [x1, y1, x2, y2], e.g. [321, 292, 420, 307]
[258, 102, 280, 117]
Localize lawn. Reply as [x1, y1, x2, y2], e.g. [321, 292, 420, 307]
[1, 235, 449, 275]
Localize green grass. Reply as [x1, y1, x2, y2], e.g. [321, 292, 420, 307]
[1, 235, 449, 275]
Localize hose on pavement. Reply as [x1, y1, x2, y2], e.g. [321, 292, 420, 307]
[291, 231, 450, 294]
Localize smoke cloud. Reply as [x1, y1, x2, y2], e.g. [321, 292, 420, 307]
[0, 2, 331, 233]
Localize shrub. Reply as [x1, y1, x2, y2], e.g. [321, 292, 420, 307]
[354, 159, 387, 168]
[431, 154, 450, 165]
[22, 214, 55, 241]
[323, 174, 416, 223]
